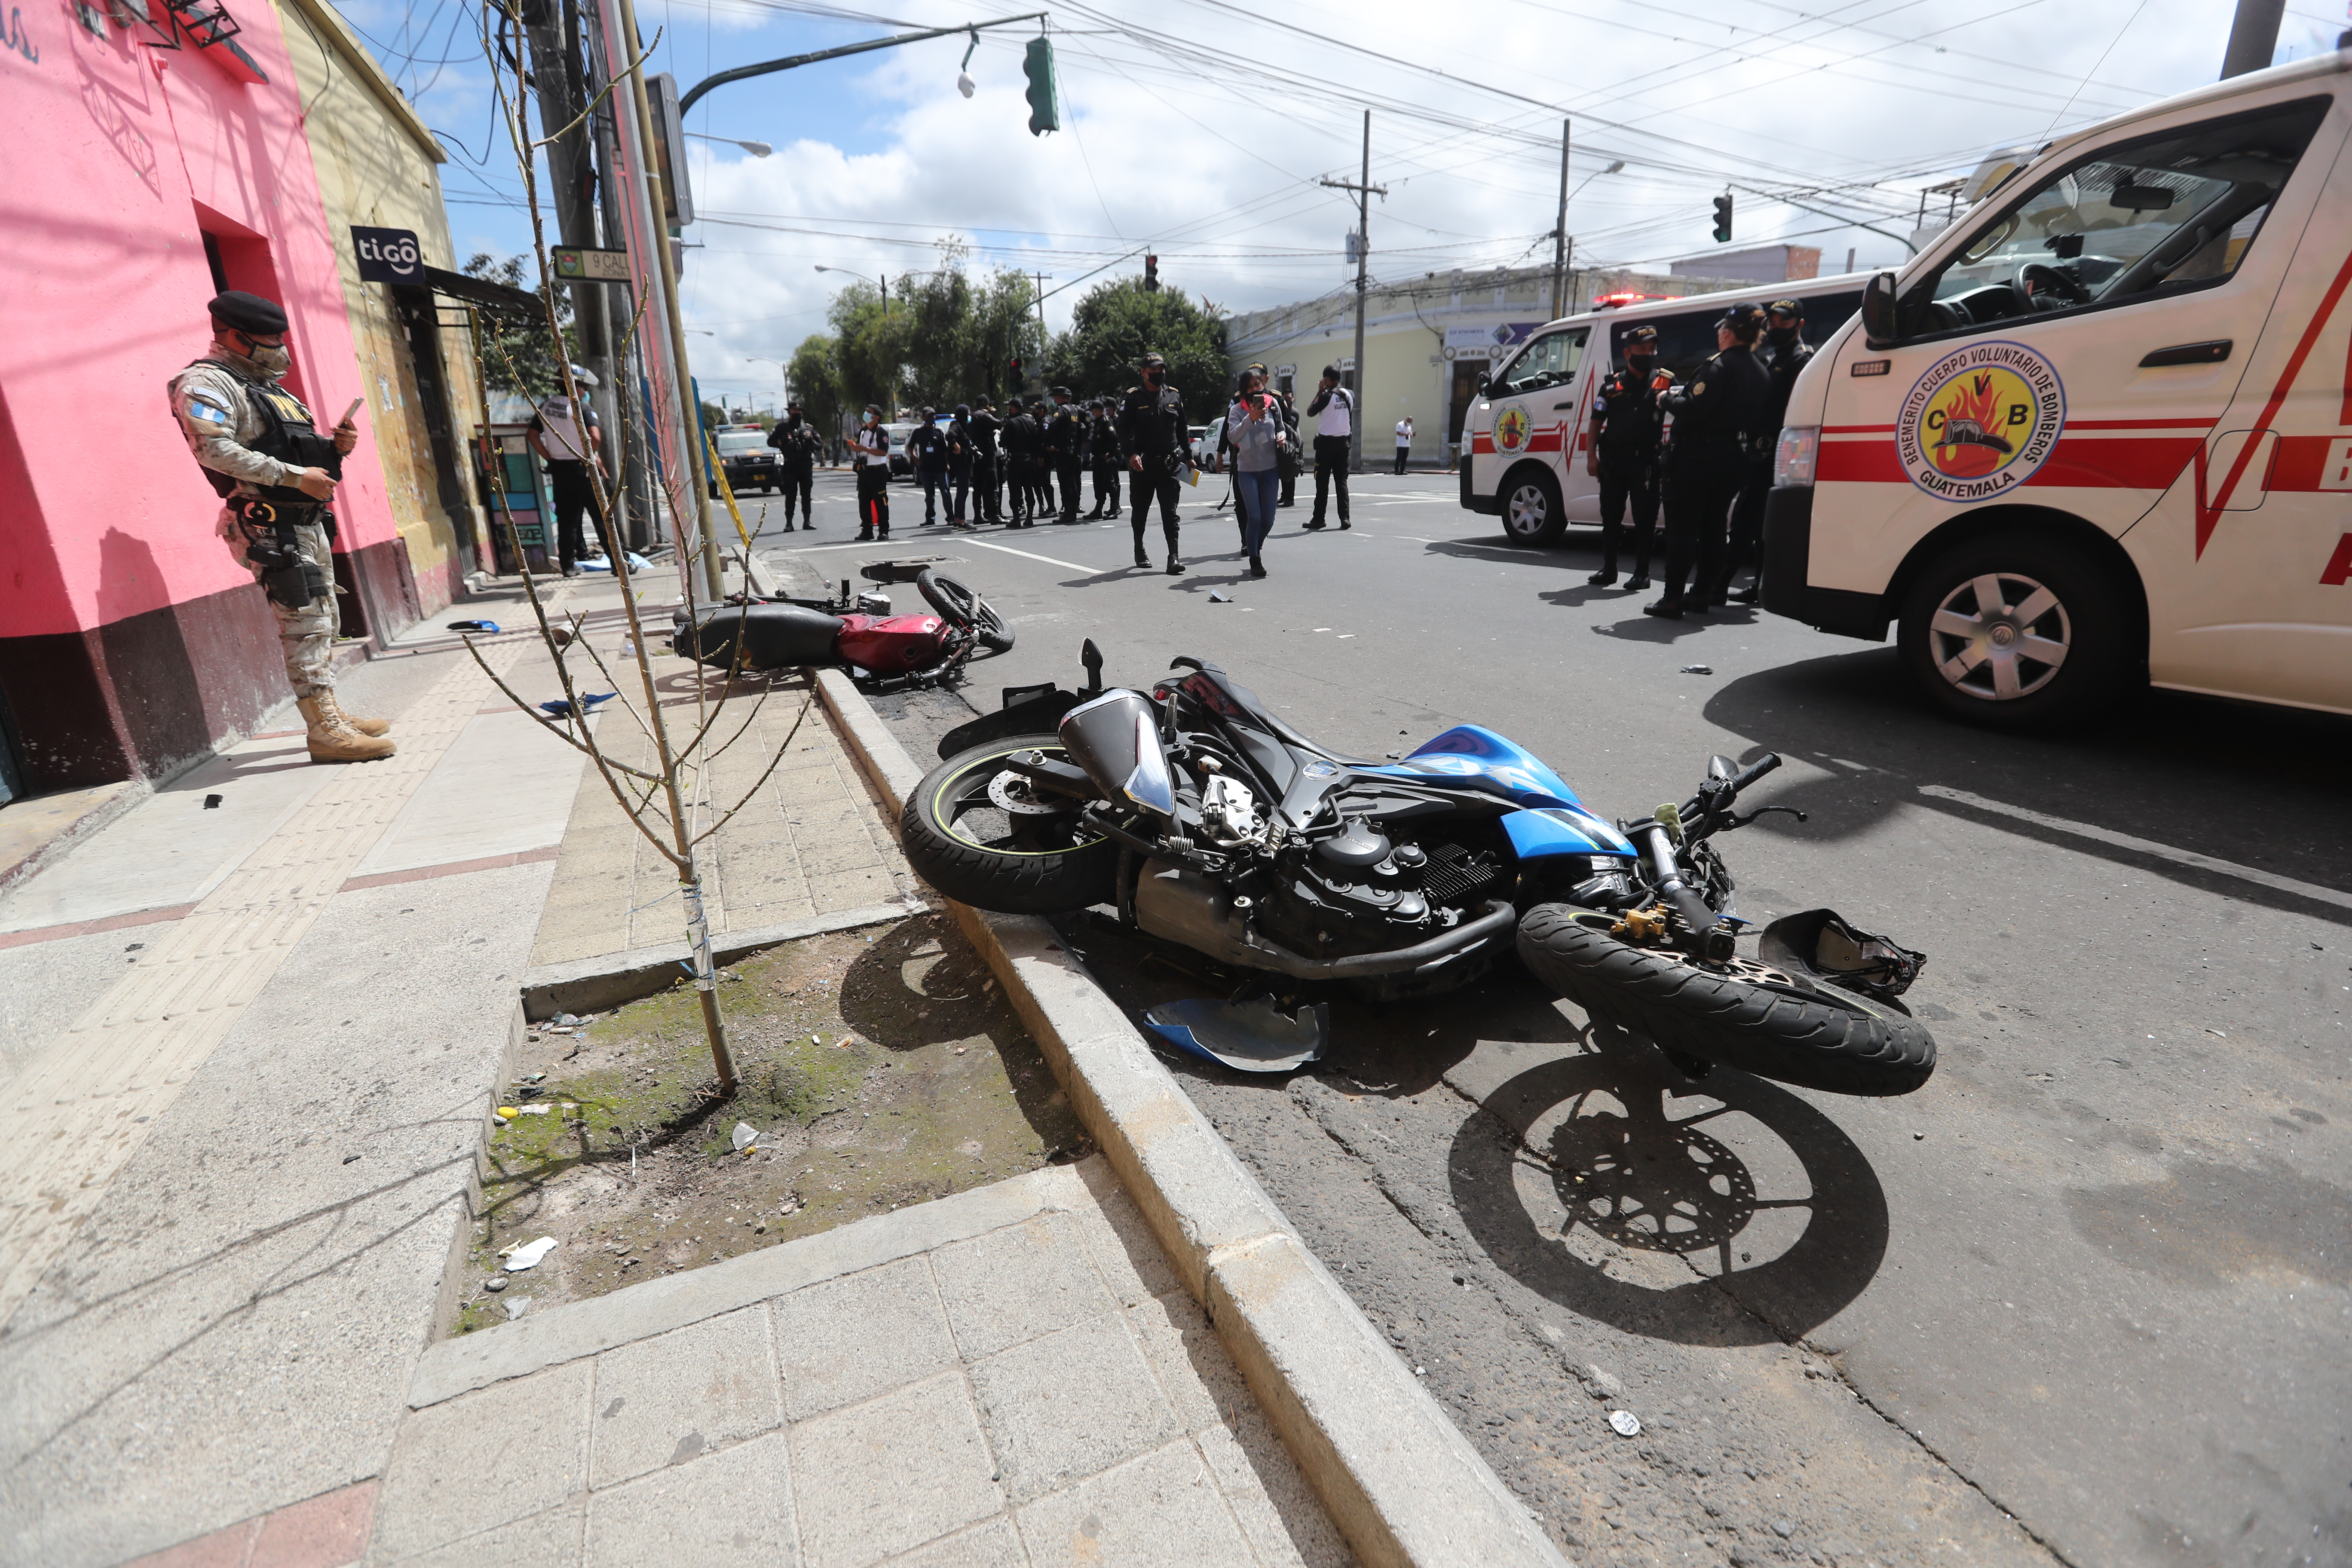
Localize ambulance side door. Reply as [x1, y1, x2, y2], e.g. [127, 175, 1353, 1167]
[2132, 92, 2352, 712]
[1484, 328, 1587, 487]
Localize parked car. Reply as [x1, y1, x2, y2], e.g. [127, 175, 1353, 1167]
[1193, 417, 1226, 469]
[712, 428, 780, 495]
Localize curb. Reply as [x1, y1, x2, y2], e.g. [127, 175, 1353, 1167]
[812, 669, 1568, 1568]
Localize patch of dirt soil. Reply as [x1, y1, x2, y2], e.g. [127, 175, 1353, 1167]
[450, 911, 1087, 1333]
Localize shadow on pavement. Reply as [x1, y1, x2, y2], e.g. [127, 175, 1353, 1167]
[1702, 647, 2352, 922]
[1450, 1023, 1890, 1344]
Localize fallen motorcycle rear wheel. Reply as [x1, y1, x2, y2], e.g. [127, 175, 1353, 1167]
[901, 736, 1117, 915]
[1516, 904, 1936, 1096]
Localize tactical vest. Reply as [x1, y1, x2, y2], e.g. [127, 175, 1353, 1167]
[189, 360, 342, 504]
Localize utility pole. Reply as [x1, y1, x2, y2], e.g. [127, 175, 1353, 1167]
[1319, 110, 1384, 474]
[524, 0, 628, 546]
[2220, 0, 2285, 75]
[595, 0, 722, 598]
[1550, 119, 1571, 321]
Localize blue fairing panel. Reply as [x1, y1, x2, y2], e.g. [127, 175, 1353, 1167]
[1503, 807, 1638, 861]
[1357, 726, 1634, 855]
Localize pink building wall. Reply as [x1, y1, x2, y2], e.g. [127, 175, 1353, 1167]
[0, 0, 404, 793]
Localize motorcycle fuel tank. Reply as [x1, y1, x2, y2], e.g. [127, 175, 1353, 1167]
[834, 613, 946, 673]
[1357, 725, 1634, 854]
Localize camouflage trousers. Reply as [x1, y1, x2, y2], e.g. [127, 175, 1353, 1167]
[221, 509, 338, 700]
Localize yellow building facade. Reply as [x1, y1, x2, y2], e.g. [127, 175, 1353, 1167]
[272, 0, 488, 616]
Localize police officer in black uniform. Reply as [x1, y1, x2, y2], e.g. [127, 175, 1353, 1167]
[1001, 397, 1040, 527]
[969, 398, 1003, 525]
[767, 401, 819, 530]
[1586, 324, 1665, 590]
[1086, 398, 1123, 519]
[1716, 299, 1813, 604]
[1645, 304, 1772, 620]
[1044, 388, 1088, 525]
[1119, 352, 1187, 574]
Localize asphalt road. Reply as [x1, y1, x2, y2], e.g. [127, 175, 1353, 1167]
[746, 467, 2350, 1568]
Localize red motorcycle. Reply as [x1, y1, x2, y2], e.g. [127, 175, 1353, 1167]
[673, 558, 1014, 690]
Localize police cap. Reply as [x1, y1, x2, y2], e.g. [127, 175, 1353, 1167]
[1718, 302, 1765, 329]
[209, 290, 287, 335]
[1766, 299, 1802, 319]
[1139, 352, 1166, 368]
[1623, 325, 1659, 345]
[1051, 386, 1072, 398]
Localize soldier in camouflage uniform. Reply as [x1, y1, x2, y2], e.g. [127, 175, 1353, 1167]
[168, 291, 392, 763]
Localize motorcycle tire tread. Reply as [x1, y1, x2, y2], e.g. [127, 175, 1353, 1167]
[900, 738, 1118, 916]
[1516, 904, 1936, 1096]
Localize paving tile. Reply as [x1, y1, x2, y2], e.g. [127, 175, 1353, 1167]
[1013, 1441, 1251, 1568]
[1063, 1173, 1182, 1308]
[588, 1306, 784, 1488]
[876, 1517, 1027, 1568]
[120, 1520, 256, 1568]
[787, 1372, 1001, 1568]
[1195, 1420, 1355, 1568]
[583, 1432, 796, 1568]
[383, 1495, 585, 1568]
[250, 1481, 376, 1568]
[371, 1361, 591, 1561]
[771, 1256, 960, 1420]
[968, 1312, 1179, 1503]
[929, 1213, 1115, 1360]
[1123, 1291, 1249, 1435]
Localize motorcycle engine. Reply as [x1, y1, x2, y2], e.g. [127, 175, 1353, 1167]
[1268, 817, 1436, 949]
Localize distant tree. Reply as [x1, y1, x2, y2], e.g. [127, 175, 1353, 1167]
[1048, 276, 1227, 417]
[794, 253, 1048, 420]
[464, 252, 579, 396]
[787, 334, 843, 440]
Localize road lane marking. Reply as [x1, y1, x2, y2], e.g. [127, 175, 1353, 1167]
[965, 539, 1105, 573]
[1919, 785, 2352, 911]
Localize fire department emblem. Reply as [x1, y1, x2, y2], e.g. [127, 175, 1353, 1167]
[1494, 405, 1532, 454]
[1896, 339, 2065, 502]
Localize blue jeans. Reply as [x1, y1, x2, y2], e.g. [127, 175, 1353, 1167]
[1234, 468, 1280, 555]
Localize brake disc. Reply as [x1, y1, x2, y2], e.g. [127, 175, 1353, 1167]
[986, 770, 1075, 816]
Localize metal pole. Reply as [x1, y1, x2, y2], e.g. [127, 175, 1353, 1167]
[1349, 108, 1369, 475]
[1550, 118, 1571, 321]
[2220, 0, 2286, 75]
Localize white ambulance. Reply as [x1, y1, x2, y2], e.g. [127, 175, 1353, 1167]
[1765, 50, 2352, 728]
[1458, 275, 1871, 541]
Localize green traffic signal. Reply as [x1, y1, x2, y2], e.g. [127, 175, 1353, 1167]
[1023, 37, 1059, 136]
[1711, 193, 1733, 244]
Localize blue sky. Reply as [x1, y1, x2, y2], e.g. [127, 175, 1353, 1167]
[338, 0, 2352, 406]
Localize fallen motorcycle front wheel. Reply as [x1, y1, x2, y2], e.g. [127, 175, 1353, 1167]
[1516, 904, 1936, 1096]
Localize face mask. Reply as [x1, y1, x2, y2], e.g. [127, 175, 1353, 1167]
[1768, 325, 1800, 347]
[1627, 353, 1654, 374]
[237, 334, 291, 375]
[1144, 370, 1164, 386]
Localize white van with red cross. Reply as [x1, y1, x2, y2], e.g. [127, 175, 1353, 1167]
[1764, 49, 2352, 728]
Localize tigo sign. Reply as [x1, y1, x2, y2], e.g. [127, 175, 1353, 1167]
[352, 227, 425, 284]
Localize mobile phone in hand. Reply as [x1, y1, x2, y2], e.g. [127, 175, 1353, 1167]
[338, 398, 364, 427]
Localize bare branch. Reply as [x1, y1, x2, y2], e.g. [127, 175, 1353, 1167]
[692, 690, 815, 847]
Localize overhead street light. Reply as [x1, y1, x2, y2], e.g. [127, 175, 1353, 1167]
[686, 130, 772, 156]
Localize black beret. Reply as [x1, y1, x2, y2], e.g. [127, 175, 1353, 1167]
[208, 290, 287, 334]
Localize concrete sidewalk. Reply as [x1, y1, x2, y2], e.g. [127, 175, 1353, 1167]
[0, 573, 1354, 1568]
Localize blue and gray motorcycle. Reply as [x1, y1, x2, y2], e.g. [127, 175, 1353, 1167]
[901, 651, 1936, 1096]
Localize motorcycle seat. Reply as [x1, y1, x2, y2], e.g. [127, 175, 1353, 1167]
[1179, 661, 1373, 768]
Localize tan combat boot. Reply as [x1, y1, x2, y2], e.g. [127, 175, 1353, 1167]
[297, 694, 397, 763]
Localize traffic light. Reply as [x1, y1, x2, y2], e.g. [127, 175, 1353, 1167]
[1022, 37, 1059, 136]
[1143, 254, 1159, 292]
[1009, 355, 1023, 382]
[1711, 192, 1734, 244]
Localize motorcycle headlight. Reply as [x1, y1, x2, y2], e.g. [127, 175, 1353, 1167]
[1773, 426, 1819, 487]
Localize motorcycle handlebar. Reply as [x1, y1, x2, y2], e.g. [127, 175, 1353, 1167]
[1731, 752, 1781, 795]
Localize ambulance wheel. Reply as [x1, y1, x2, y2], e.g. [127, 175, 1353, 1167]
[1499, 466, 1566, 547]
[1898, 530, 2132, 732]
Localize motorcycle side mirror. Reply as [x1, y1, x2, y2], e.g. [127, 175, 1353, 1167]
[1708, 754, 1739, 781]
